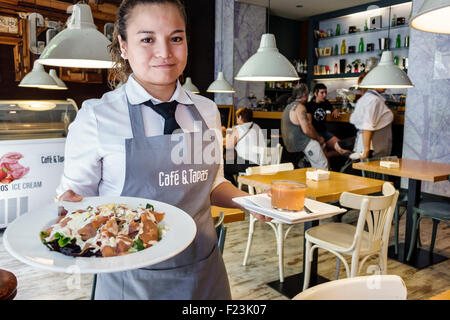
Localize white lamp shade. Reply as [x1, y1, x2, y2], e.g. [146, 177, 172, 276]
[48, 69, 68, 90]
[359, 51, 414, 89]
[235, 34, 299, 81]
[18, 61, 58, 89]
[410, 0, 450, 34]
[182, 77, 200, 94]
[38, 4, 113, 68]
[207, 72, 235, 93]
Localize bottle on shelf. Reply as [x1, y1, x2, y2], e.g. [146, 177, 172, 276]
[336, 23, 340, 36]
[358, 38, 364, 53]
[396, 34, 401, 48]
[341, 39, 346, 55]
[334, 44, 339, 56]
[303, 59, 307, 74]
[392, 14, 397, 27]
[364, 19, 368, 31]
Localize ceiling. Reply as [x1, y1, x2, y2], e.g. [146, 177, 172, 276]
[235, 0, 378, 20]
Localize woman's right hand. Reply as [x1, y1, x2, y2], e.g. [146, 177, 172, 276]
[58, 190, 83, 202]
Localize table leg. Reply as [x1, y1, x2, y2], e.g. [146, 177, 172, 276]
[266, 220, 329, 299]
[404, 179, 421, 257]
[388, 179, 448, 268]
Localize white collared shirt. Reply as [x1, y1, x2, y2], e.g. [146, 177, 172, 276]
[56, 74, 227, 197]
[350, 90, 393, 131]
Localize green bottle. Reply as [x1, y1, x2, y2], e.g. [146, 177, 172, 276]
[396, 34, 401, 48]
[334, 44, 339, 55]
[336, 24, 340, 36]
[364, 20, 368, 31]
[358, 38, 364, 53]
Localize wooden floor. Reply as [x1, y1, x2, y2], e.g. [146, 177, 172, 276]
[0, 210, 449, 300]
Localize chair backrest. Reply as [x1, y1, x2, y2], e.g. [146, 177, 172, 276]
[292, 275, 407, 300]
[245, 162, 294, 194]
[254, 143, 283, 165]
[339, 182, 399, 253]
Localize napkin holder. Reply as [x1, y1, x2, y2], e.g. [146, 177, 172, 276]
[380, 161, 400, 168]
[306, 169, 330, 181]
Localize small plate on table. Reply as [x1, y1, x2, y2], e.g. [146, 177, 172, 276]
[3, 196, 196, 274]
[233, 194, 346, 224]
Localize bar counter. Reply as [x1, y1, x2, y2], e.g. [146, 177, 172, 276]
[251, 110, 404, 125]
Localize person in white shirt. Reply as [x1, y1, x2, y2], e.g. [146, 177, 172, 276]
[57, 0, 269, 300]
[350, 72, 394, 160]
[223, 107, 266, 185]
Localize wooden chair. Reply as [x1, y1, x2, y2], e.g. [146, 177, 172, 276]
[0, 269, 17, 300]
[407, 197, 450, 261]
[239, 162, 295, 282]
[303, 182, 399, 290]
[293, 275, 407, 300]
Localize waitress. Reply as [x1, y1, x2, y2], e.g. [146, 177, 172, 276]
[56, 0, 268, 300]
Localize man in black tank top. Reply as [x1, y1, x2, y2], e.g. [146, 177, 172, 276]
[281, 84, 328, 169]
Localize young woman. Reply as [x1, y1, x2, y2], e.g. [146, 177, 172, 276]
[57, 0, 269, 300]
[223, 107, 265, 185]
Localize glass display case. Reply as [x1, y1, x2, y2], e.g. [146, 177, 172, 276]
[0, 99, 78, 140]
[0, 99, 78, 228]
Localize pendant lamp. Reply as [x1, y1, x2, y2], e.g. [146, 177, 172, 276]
[410, 0, 450, 34]
[207, 71, 235, 93]
[182, 77, 200, 94]
[19, 60, 58, 89]
[207, 1, 235, 93]
[48, 69, 68, 90]
[359, 6, 413, 89]
[38, 4, 113, 68]
[235, 0, 299, 82]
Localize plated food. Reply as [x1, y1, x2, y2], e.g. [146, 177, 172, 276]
[40, 203, 167, 258]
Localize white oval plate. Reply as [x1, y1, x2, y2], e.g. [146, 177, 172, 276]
[3, 196, 196, 274]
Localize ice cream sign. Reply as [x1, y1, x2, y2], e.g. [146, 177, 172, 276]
[0, 138, 66, 227]
[0, 152, 30, 185]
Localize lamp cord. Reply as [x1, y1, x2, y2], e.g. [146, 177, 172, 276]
[267, 0, 270, 33]
[387, 6, 391, 49]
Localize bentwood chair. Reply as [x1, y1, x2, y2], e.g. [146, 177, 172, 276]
[239, 162, 295, 282]
[293, 275, 407, 300]
[303, 182, 399, 290]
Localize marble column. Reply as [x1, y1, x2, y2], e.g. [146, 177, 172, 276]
[403, 0, 450, 196]
[213, 0, 266, 109]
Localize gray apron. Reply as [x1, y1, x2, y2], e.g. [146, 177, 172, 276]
[95, 94, 231, 300]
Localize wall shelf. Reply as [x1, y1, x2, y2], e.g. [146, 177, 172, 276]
[317, 46, 409, 59]
[317, 24, 409, 42]
[312, 72, 362, 80]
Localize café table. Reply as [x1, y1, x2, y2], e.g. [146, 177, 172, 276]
[353, 158, 450, 269]
[237, 168, 386, 298]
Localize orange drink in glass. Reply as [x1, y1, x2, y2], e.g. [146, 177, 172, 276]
[271, 180, 307, 211]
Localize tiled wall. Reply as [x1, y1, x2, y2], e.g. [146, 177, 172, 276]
[403, 0, 450, 196]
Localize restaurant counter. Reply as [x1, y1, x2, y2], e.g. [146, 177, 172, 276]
[251, 110, 404, 125]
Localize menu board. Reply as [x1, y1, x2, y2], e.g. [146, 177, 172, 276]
[0, 138, 65, 228]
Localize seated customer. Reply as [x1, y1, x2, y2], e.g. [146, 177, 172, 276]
[223, 107, 266, 185]
[306, 83, 351, 157]
[281, 83, 328, 169]
[350, 72, 394, 159]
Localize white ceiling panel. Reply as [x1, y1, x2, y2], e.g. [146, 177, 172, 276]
[236, 0, 379, 20]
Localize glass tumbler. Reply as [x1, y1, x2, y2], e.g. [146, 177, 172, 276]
[271, 180, 307, 211]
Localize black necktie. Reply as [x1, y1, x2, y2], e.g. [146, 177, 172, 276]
[144, 100, 181, 134]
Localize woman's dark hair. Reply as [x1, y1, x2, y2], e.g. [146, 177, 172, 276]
[108, 0, 187, 88]
[313, 83, 327, 94]
[236, 107, 253, 123]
